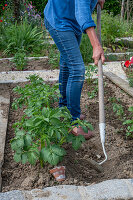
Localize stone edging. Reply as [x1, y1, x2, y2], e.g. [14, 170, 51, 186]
[0, 56, 48, 61]
[0, 92, 10, 192]
[0, 179, 133, 199]
[104, 71, 133, 98]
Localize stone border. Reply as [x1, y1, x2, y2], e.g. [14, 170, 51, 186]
[0, 56, 48, 61]
[104, 71, 133, 98]
[0, 179, 133, 199]
[0, 92, 10, 192]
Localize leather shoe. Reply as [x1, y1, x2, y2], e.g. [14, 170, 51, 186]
[71, 126, 93, 140]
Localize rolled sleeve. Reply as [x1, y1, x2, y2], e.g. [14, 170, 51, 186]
[75, 0, 97, 33]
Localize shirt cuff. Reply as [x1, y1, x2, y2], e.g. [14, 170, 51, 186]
[82, 21, 96, 33]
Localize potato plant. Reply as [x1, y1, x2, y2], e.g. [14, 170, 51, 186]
[11, 75, 93, 166]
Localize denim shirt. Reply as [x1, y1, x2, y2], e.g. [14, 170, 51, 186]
[44, 0, 98, 35]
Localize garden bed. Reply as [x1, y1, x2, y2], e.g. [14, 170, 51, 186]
[0, 58, 54, 72]
[1, 77, 133, 192]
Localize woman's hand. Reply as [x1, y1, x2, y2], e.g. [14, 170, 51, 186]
[92, 45, 105, 65]
[98, 0, 105, 9]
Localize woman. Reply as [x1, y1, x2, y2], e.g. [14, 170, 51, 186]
[44, 0, 105, 139]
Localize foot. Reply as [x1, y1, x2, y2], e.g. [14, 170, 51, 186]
[71, 126, 93, 140]
[80, 114, 85, 120]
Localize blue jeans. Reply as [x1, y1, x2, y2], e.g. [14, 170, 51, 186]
[44, 17, 85, 120]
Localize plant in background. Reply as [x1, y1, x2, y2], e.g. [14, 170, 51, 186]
[123, 106, 133, 138]
[109, 97, 125, 120]
[20, 0, 43, 29]
[112, 103, 124, 119]
[1, 19, 44, 56]
[85, 65, 98, 99]
[11, 74, 93, 166]
[80, 34, 93, 64]
[128, 75, 133, 88]
[87, 79, 98, 99]
[85, 65, 98, 84]
[122, 56, 133, 88]
[0, 1, 15, 51]
[48, 44, 60, 69]
[27, 0, 48, 18]
[11, 48, 28, 71]
[93, 11, 133, 47]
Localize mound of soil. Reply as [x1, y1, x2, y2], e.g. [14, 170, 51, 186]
[1, 78, 133, 192]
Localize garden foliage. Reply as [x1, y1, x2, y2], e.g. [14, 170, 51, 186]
[11, 75, 93, 166]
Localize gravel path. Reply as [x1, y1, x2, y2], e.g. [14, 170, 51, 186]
[0, 60, 128, 83]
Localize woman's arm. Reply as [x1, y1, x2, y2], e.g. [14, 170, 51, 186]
[86, 27, 105, 65]
[86, 0, 105, 65]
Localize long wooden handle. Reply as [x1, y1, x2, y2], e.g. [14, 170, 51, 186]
[97, 4, 105, 124]
[98, 59, 105, 123]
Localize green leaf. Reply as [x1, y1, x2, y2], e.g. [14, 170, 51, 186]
[22, 153, 28, 164]
[15, 130, 25, 137]
[17, 138, 24, 148]
[42, 107, 50, 117]
[66, 134, 75, 142]
[15, 149, 23, 154]
[86, 123, 94, 131]
[72, 135, 85, 151]
[43, 117, 49, 123]
[40, 146, 62, 166]
[128, 106, 133, 112]
[25, 119, 33, 127]
[48, 128, 54, 137]
[55, 130, 61, 140]
[24, 134, 32, 146]
[33, 117, 43, 126]
[50, 118, 62, 126]
[81, 126, 88, 133]
[11, 139, 18, 151]
[51, 145, 66, 157]
[47, 152, 60, 166]
[123, 119, 133, 125]
[14, 153, 21, 162]
[28, 151, 38, 165]
[40, 148, 50, 162]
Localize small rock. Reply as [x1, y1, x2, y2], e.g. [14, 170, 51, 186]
[21, 173, 38, 188]
[21, 177, 33, 188]
[74, 179, 78, 184]
[38, 174, 44, 185]
[96, 154, 101, 159]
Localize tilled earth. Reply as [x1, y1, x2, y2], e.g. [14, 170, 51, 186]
[1, 78, 133, 192]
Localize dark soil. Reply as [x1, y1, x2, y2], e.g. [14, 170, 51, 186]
[0, 58, 55, 72]
[1, 77, 133, 192]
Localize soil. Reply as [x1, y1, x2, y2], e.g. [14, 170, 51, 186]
[0, 58, 55, 72]
[1, 77, 133, 192]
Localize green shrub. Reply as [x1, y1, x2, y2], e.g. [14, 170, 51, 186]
[0, 19, 45, 56]
[93, 11, 133, 47]
[104, 0, 121, 16]
[11, 49, 28, 71]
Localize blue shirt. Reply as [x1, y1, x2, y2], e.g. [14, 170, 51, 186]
[44, 0, 98, 35]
